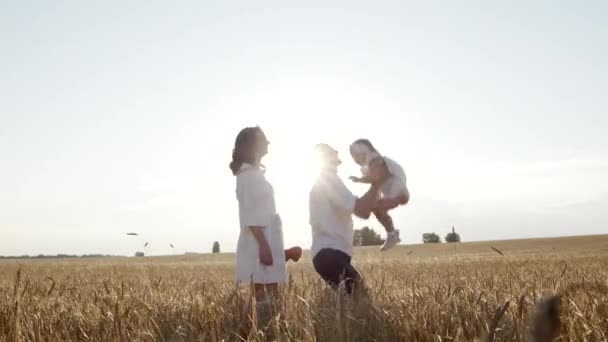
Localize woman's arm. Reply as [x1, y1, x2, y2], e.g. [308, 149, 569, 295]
[238, 171, 275, 266]
[249, 226, 273, 266]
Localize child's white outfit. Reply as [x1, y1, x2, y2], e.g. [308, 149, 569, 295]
[360, 151, 409, 200]
[356, 149, 408, 251]
[234, 163, 287, 284]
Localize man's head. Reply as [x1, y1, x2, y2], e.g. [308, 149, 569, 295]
[314, 143, 341, 172]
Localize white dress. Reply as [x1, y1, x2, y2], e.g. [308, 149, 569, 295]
[235, 163, 287, 284]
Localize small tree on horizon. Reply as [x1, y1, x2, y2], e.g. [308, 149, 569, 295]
[212, 241, 221, 254]
[353, 227, 384, 246]
[445, 226, 461, 243]
[422, 232, 441, 244]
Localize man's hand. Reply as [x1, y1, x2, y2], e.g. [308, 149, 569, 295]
[259, 244, 273, 266]
[351, 176, 373, 184]
[353, 182, 382, 219]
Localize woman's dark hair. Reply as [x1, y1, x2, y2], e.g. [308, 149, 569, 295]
[229, 126, 266, 175]
[353, 138, 377, 152]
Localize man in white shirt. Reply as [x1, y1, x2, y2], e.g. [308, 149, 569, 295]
[309, 143, 381, 294]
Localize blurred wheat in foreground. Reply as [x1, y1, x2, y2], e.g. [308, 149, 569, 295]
[1, 235, 608, 341]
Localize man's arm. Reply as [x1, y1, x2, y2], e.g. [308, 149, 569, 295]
[349, 175, 373, 184]
[325, 175, 380, 219]
[352, 183, 381, 219]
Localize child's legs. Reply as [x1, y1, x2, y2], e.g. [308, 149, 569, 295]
[373, 207, 395, 233]
[374, 177, 407, 234]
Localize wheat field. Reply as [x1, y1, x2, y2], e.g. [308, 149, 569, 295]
[1, 235, 608, 341]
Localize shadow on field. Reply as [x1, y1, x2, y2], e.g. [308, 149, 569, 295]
[308, 284, 401, 342]
[217, 276, 401, 341]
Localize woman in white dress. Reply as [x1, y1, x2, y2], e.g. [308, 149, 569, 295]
[230, 126, 295, 318]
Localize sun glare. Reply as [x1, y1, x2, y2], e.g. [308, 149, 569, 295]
[237, 78, 384, 204]
[265, 141, 319, 189]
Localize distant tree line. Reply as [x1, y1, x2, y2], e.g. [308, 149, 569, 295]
[445, 226, 461, 243]
[353, 226, 384, 246]
[422, 226, 462, 244]
[351, 226, 462, 246]
[0, 254, 116, 260]
[423, 232, 442, 243]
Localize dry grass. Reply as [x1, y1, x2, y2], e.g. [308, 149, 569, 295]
[1, 235, 608, 341]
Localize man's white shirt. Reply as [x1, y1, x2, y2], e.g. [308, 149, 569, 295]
[309, 170, 357, 258]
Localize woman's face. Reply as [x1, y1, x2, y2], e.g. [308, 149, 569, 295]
[256, 130, 270, 159]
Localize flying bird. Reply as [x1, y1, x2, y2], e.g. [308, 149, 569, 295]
[169, 244, 174, 249]
[144, 242, 149, 247]
[126, 233, 139, 236]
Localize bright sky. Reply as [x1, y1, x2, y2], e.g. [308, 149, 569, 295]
[1, 1, 607, 256]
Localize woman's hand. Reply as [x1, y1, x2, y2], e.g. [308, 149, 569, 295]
[249, 226, 274, 266]
[285, 246, 302, 262]
[259, 243, 274, 266]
